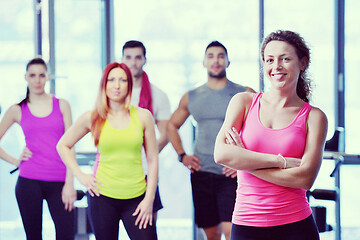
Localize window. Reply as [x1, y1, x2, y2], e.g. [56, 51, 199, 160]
[114, 0, 259, 238]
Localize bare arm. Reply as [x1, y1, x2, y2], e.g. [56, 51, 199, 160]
[155, 119, 169, 152]
[0, 105, 25, 166]
[59, 99, 77, 211]
[57, 111, 102, 197]
[167, 93, 201, 172]
[221, 86, 256, 178]
[167, 93, 190, 155]
[133, 108, 159, 229]
[214, 92, 285, 170]
[248, 107, 328, 190]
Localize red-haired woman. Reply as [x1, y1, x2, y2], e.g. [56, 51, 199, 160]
[57, 62, 158, 240]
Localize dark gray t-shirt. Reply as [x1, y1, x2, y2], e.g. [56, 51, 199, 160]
[188, 81, 247, 175]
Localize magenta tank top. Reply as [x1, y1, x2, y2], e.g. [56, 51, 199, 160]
[232, 93, 312, 227]
[19, 96, 67, 181]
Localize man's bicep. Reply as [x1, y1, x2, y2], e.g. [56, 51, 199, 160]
[169, 106, 189, 129]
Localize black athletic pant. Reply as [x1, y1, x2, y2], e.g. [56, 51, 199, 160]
[15, 177, 74, 240]
[87, 193, 157, 240]
[230, 215, 320, 240]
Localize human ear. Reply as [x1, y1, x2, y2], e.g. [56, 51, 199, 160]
[300, 57, 308, 71]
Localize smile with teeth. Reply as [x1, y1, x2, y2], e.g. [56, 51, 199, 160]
[272, 73, 286, 80]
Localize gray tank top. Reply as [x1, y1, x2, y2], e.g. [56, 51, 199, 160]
[188, 80, 247, 175]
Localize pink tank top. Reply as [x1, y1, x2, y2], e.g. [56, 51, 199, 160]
[19, 96, 67, 181]
[232, 93, 312, 227]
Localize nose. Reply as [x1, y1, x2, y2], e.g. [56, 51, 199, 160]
[114, 79, 121, 88]
[127, 58, 136, 67]
[275, 60, 283, 70]
[35, 75, 41, 83]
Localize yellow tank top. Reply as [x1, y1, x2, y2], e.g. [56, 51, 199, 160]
[95, 105, 146, 199]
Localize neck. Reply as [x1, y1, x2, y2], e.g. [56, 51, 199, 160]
[133, 76, 143, 88]
[207, 77, 228, 90]
[108, 101, 127, 114]
[264, 89, 302, 107]
[28, 92, 50, 103]
[133, 71, 144, 88]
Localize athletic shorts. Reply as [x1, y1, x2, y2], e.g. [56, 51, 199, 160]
[145, 176, 163, 213]
[153, 184, 163, 212]
[190, 171, 237, 228]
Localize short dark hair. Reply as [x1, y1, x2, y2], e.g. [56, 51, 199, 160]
[205, 41, 228, 57]
[122, 40, 146, 57]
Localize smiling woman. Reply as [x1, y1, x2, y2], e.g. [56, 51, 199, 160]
[214, 30, 328, 240]
[1, 1, 360, 239]
[263, 41, 307, 91]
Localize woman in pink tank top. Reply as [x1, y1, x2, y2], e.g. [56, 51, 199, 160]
[214, 30, 328, 240]
[0, 58, 76, 239]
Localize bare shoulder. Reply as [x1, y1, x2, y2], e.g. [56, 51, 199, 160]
[6, 104, 22, 122]
[7, 104, 21, 114]
[179, 91, 189, 106]
[75, 110, 92, 125]
[136, 107, 154, 129]
[58, 98, 71, 113]
[230, 92, 256, 106]
[307, 106, 328, 132]
[245, 86, 257, 93]
[59, 98, 70, 107]
[308, 106, 328, 123]
[136, 107, 153, 121]
[80, 110, 93, 120]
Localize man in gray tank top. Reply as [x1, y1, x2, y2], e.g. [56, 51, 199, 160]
[167, 41, 255, 240]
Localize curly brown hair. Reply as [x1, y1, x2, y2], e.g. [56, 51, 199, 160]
[261, 30, 312, 103]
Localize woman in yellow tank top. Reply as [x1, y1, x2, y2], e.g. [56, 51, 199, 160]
[57, 62, 158, 240]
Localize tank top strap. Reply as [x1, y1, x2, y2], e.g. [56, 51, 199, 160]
[129, 105, 142, 128]
[300, 102, 312, 114]
[20, 101, 28, 113]
[295, 102, 312, 125]
[52, 95, 61, 113]
[249, 92, 263, 112]
[20, 100, 32, 120]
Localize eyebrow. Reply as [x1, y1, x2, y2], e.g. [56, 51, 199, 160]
[124, 54, 142, 58]
[265, 53, 289, 57]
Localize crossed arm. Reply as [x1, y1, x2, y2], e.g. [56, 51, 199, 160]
[214, 92, 328, 190]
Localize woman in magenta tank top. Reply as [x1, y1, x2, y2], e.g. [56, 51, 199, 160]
[214, 30, 328, 240]
[0, 58, 76, 239]
[57, 62, 158, 240]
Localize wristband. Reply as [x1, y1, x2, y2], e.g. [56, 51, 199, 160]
[278, 153, 287, 169]
[178, 152, 186, 162]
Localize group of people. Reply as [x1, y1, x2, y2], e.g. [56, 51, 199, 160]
[0, 30, 328, 240]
